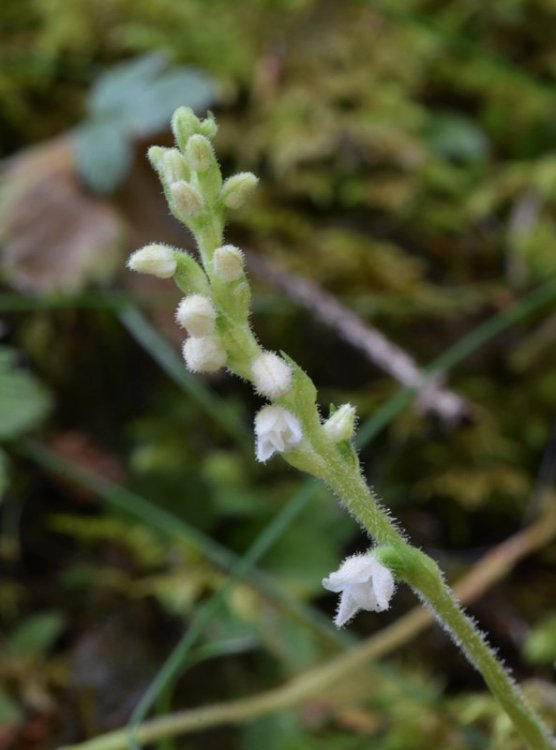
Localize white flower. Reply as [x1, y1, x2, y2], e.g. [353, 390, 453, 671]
[175, 295, 216, 336]
[127, 244, 177, 279]
[322, 553, 395, 628]
[213, 245, 244, 282]
[182, 335, 227, 373]
[254, 405, 302, 462]
[251, 352, 292, 399]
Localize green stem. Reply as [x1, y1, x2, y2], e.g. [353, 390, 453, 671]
[329, 458, 556, 750]
[421, 576, 555, 750]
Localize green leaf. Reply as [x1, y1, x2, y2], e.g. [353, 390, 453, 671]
[0, 449, 8, 500]
[424, 113, 489, 163]
[88, 53, 167, 114]
[87, 53, 216, 137]
[75, 118, 133, 194]
[118, 69, 216, 137]
[0, 689, 22, 727]
[8, 611, 64, 658]
[523, 614, 556, 665]
[0, 348, 51, 440]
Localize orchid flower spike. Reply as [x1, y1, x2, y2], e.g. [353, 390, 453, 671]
[322, 552, 395, 628]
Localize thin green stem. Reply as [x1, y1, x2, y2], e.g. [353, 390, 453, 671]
[378, 545, 556, 750]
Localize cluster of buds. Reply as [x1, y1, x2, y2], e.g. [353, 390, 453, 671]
[146, 107, 259, 229]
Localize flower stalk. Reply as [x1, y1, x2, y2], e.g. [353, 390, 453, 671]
[125, 106, 556, 750]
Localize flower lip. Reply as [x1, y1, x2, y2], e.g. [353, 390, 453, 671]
[322, 552, 395, 628]
[254, 405, 302, 462]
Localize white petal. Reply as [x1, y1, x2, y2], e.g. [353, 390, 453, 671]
[369, 558, 395, 611]
[333, 553, 376, 585]
[335, 590, 360, 628]
[256, 436, 274, 462]
[351, 581, 380, 612]
[321, 573, 345, 594]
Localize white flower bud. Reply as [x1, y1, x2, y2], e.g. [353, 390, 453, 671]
[175, 295, 216, 336]
[322, 552, 395, 628]
[182, 335, 226, 373]
[323, 403, 356, 442]
[254, 405, 302, 462]
[221, 172, 259, 210]
[172, 108, 218, 151]
[162, 148, 189, 185]
[147, 145, 165, 170]
[171, 107, 202, 151]
[213, 245, 244, 282]
[186, 134, 215, 173]
[127, 244, 177, 279]
[171, 181, 204, 217]
[199, 114, 218, 141]
[251, 352, 292, 400]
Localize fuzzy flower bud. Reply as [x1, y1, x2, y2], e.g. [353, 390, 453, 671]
[186, 134, 215, 173]
[171, 107, 202, 151]
[221, 172, 259, 210]
[127, 244, 176, 279]
[254, 405, 302, 462]
[213, 245, 245, 282]
[322, 552, 395, 628]
[182, 335, 227, 373]
[323, 403, 356, 442]
[199, 114, 218, 141]
[171, 181, 204, 217]
[162, 148, 189, 185]
[147, 145, 164, 170]
[175, 295, 216, 336]
[251, 352, 292, 400]
[172, 108, 218, 151]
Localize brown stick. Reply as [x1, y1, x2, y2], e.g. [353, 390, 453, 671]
[246, 252, 472, 425]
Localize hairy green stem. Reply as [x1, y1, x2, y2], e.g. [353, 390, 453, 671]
[333, 463, 556, 750]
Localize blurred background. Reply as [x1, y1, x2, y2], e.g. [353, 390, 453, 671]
[1, 1, 556, 748]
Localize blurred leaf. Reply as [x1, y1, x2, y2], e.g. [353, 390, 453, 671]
[0, 449, 8, 500]
[0, 136, 125, 292]
[0, 348, 51, 440]
[8, 611, 64, 658]
[523, 614, 556, 665]
[424, 113, 489, 163]
[113, 69, 216, 137]
[88, 53, 215, 135]
[75, 118, 133, 195]
[0, 689, 22, 727]
[88, 53, 167, 115]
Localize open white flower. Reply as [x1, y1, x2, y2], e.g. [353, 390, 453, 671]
[254, 405, 302, 462]
[322, 552, 395, 628]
